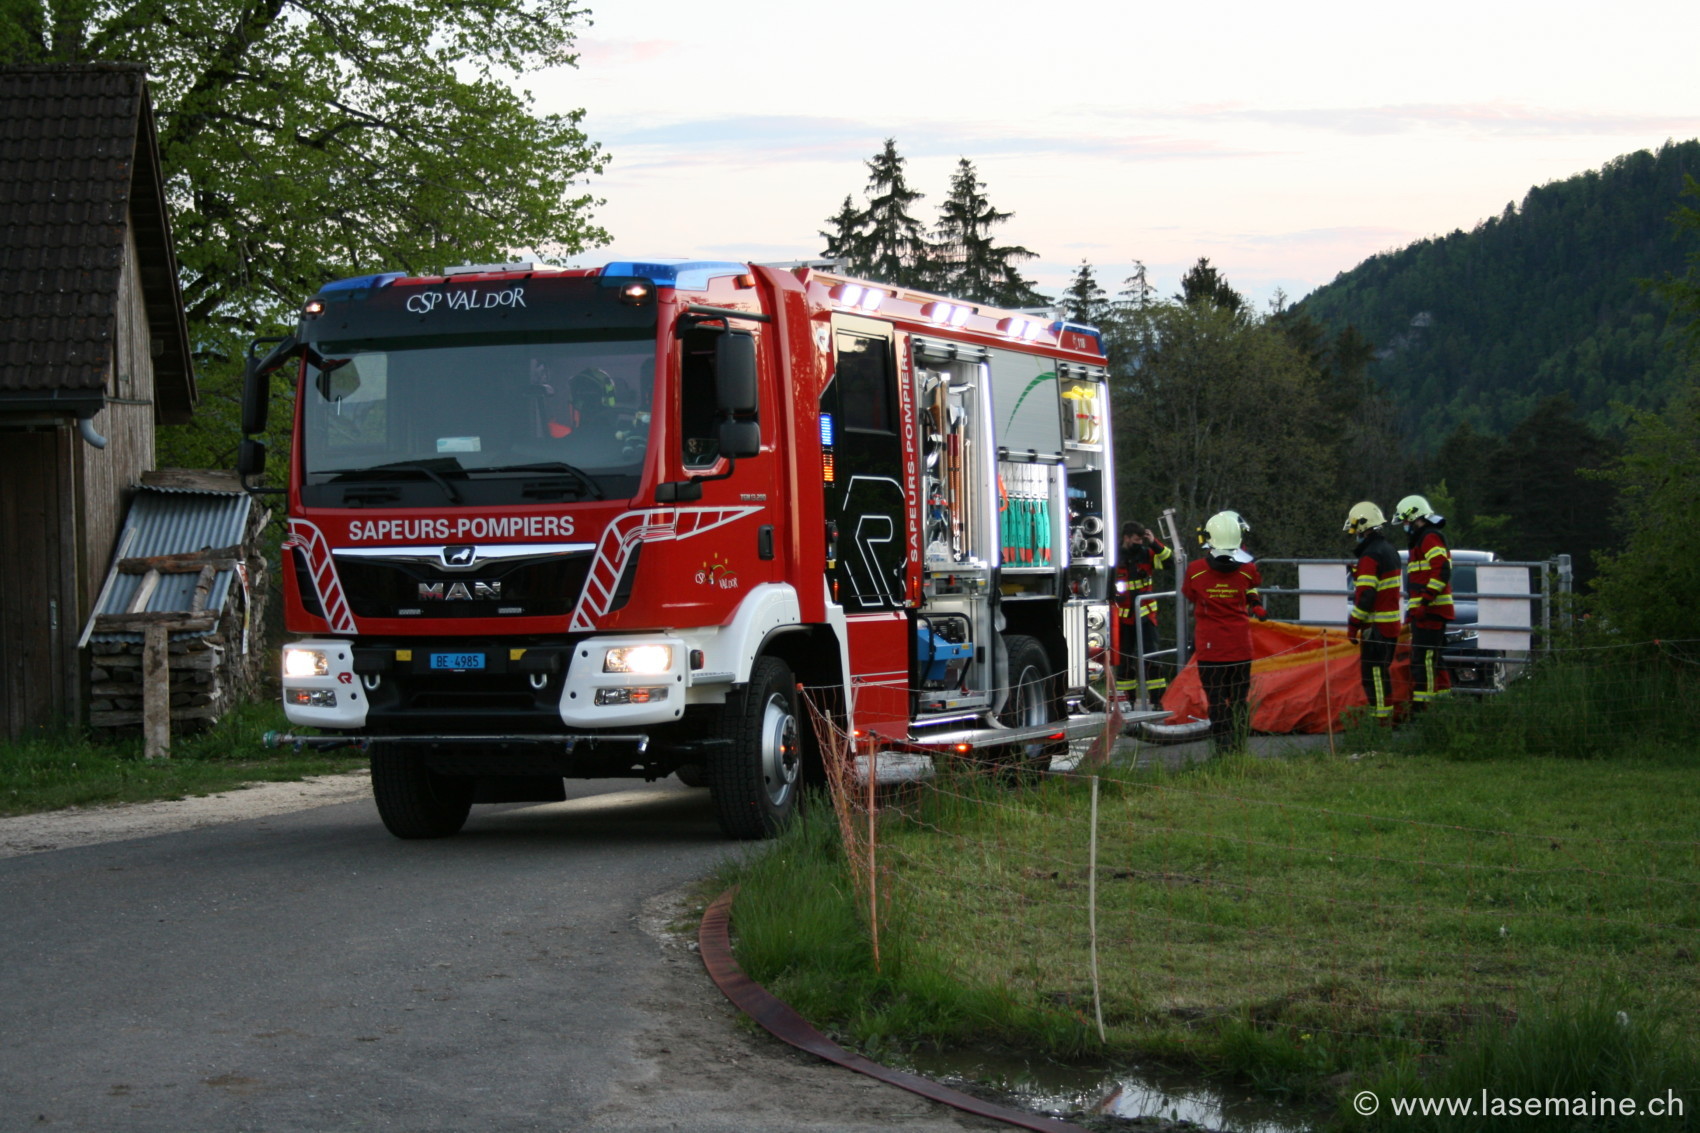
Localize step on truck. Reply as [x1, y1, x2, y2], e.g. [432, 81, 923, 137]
[241, 260, 1142, 840]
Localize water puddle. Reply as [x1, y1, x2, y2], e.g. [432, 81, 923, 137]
[903, 1048, 1321, 1132]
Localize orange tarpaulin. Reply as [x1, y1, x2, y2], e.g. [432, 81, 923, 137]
[1161, 620, 1412, 734]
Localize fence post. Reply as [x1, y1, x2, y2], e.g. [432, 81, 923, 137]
[1089, 775, 1106, 1043]
[1557, 554, 1574, 633]
[1133, 609, 1149, 710]
[1160, 508, 1188, 666]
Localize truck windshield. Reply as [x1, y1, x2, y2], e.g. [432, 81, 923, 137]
[300, 336, 654, 507]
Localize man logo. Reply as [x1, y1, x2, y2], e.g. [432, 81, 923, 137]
[419, 580, 501, 600]
[442, 545, 477, 567]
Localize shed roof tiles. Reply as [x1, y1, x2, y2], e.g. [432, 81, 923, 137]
[0, 63, 194, 421]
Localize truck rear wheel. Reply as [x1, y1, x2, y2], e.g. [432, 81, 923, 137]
[371, 745, 475, 839]
[993, 634, 1065, 781]
[708, 656, 802, 840]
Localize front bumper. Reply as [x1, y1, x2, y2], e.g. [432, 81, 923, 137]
[281, 635, 692, 732]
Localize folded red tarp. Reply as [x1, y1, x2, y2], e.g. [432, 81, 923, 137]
[1162, 621, 1412, 734]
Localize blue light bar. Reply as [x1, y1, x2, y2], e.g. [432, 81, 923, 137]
[319, 272, 407, 293]
[602, 260, 748, 291]
[820, 413, 835, 447]
[1049, 320, 1104, 352]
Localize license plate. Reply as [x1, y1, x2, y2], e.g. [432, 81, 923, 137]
[430, 652, 485, 671]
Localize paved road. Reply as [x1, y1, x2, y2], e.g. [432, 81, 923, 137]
[0, 780, 1005, 1133]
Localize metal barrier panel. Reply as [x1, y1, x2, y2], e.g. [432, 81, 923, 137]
[1477, 564, 1535, 652]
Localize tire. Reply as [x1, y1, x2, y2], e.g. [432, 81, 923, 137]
[708, 656, 803, 840]
[674, 763, 707, 789]
[370, 745, 475, 839]
[992, 634, 1065, 781]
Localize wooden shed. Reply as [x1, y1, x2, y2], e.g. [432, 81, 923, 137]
[0, 63, 196, 741]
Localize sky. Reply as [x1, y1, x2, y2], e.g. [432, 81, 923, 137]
[524, 0, 1700, 311]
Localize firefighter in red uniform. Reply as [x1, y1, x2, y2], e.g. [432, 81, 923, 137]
[1182, 511, 1267, 754]
[1115, 522, 1172, 701]
[1343, 501, 1403, 723]
[1395, 494, 1454, 708]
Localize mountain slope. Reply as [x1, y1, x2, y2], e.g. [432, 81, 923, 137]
[1298, 140, 1700, 449]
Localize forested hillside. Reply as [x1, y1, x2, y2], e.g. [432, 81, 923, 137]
[1299, 140, 1700, 450]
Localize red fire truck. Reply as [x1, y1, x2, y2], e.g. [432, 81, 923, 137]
[240, 260, 1131, 840]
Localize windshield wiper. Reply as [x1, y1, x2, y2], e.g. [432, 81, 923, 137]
[317, 460, 465, 503]
[476, 462, 605, 500]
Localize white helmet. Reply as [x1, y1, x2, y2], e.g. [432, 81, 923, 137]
[1201, 511, 1244, 555]
[1342, 501, 1385, 538]
[1394, 494, 1438, 526]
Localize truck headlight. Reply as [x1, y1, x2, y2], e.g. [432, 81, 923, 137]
[283, 647, 329, 678]
[603, 644, 673, 674]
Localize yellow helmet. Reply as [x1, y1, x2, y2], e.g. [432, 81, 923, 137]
[1342, 501, 1385, 537]
[1201, 511, 1244, 555]
[1394, 494, 1433, 525]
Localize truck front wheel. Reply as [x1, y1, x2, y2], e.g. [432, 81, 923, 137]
[371, 745, 475, 839]
[708, 656, 802, 840]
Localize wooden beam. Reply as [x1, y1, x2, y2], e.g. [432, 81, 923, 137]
[116, 545, 242, 574]
[188, 563, 217, 613]
[142, 622, 170, 759]
[127, 568, 160, 613]
[139, 469, 243, 493]
[93, 613, 217, 633]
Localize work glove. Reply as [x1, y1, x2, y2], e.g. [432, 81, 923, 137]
[1251, 606, 1268, 622]
[1346, 625, 1361, 645]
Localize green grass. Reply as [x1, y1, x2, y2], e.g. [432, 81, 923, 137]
[0, 700, 365, 815]
[1380, 644, 1700, 764]
[1342, 994, 1697, 1131]
[720, 655, 1700, 1121]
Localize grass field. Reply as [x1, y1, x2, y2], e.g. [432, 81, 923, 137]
[721, 653, 1700, 1127]
[0, 700, 364, 816]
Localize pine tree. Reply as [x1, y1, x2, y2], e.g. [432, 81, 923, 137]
[1061, 260, 1111, 326]
[819, 195, 869, 275]
[1178, 256, 1245, 314]
[932, 158, 1045, 307]
[859, 139, 931, 290]
[1100, 261, 1159, 375]
[1119, 261, 1156, 310]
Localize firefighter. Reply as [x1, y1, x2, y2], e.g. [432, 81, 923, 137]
[1343, 501, 1403, 724]
[1395, 494, 1454, 708]
[1182, 511, 1267, 754]
[1115, 522, 1172, 700]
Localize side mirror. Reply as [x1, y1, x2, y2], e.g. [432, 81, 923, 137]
[237, 438, 267, 478]
[241, 357, 270, 436]
[718, 419, 761, 459]
[242, 335, 296, 435]
[714, 332, 758, 414]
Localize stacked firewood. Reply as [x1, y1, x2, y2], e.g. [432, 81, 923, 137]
[87, 540, 270, 752]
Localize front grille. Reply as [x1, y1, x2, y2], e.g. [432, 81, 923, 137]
[334, 553, 591, 619]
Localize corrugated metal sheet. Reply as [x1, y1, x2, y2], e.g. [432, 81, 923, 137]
[85, 485, 252, 644]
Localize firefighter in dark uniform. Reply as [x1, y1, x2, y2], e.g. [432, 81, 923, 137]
[1182, 511, 1267, 753]
[1115, 521, 1172, 702]
[1395, 494, 1453, 708]
[1343, 501, 1402, 724]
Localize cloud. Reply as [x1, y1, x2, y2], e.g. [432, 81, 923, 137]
[1129, 101, 1700, 138]
[1234, 225, 1417, 248]
[596, 113, 1267, 167]
[577, 38, 680, 67]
